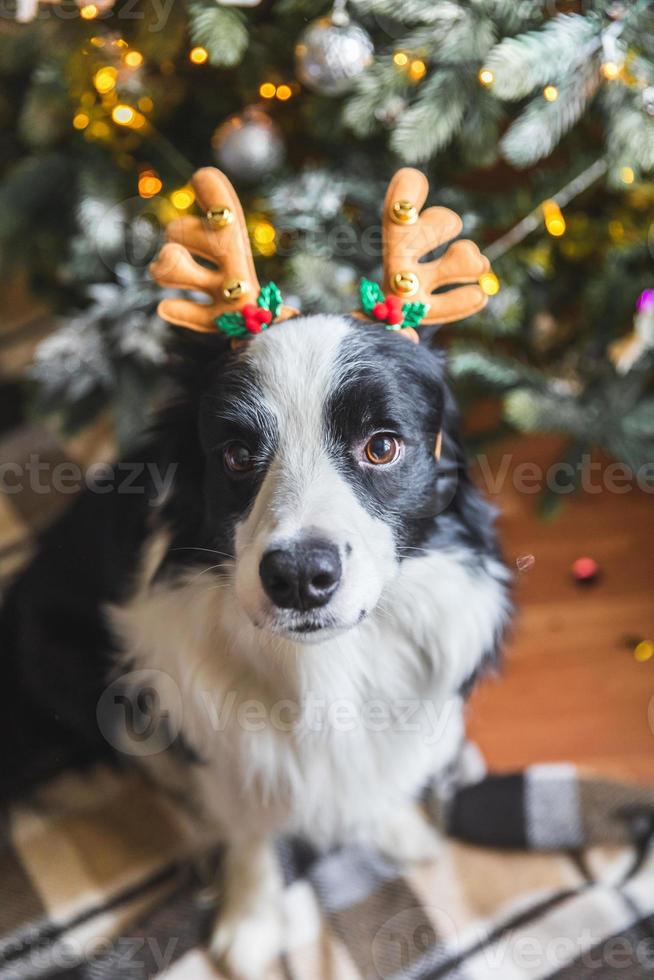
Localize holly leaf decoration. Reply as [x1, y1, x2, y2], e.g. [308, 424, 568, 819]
[258, 281, 282, 319]
[401, 302, 430, 329]
[216, 312, 247, 337]
[360, 278, 385, 315]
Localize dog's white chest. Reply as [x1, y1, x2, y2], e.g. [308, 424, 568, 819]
[183, 679, 465, 845]
[109, 545, 508, 846]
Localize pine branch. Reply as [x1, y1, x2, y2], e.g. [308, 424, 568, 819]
[500, 61, 601, 168]
[449, 349, 543, 389]
[349, 0, 464, 25]
[188, 2, 249, 68]
[503, 388, 589, 438]
[390, 69, 466, 162]
[343, 61, 407, 138]
[605, 431, 654, 473]
[458, 91, 504, 168]
[623, 399, 654, 438]
[399, 4, 496, 64]
[286, 253, 357, 313]
[485, 13, 601, 100]
[620, 0, 654, 50]
[273, 0, 325, 16]
[604, 85, 654, 174]
[479, 0, 544, 34]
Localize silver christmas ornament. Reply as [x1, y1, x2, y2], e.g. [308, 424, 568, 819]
[212, 108, 285, 182]
[295, 1, 373, 97]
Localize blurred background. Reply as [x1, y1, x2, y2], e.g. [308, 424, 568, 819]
[0, 0, 653, 778]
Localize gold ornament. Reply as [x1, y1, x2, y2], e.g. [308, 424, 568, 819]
[390, 199, 418, 225]
[391, 271, 419, 297]
[207, 206, 234, 227]
[222, 278, 249, 301]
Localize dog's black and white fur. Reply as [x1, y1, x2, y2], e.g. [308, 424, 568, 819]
[3, 314, 511, 978]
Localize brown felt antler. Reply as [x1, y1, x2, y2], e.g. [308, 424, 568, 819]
[384, 168, 490, 321]
[356, 167, 491, 342]
[150, 167, 296, 333]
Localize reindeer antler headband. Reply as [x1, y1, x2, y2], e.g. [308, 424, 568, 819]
[150, 166, 490, 342]
[150, 167, 298, 336]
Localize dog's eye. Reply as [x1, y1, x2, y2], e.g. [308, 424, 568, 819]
[223, 441, 255, 473]
[364, 433, 402, 466]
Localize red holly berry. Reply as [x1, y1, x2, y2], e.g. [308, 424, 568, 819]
[385, 294, 402, 312]
[386, 308, 403, 326]
[244, 314, 263, 333]
[372, 301, 389, 321]
[242, 303, 258, 318]
[257, 308, 273, 325]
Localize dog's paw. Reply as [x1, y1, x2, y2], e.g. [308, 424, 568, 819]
[374, 806, 443, 866]
[209, 907, 283, 980]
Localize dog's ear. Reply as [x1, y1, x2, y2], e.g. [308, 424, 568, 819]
[417, 324, 441, 347]
[167, 324, 231, 360]
[163, 324, 233, 392]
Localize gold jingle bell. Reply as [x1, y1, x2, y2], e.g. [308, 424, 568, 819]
[391, 270, 419, 297]
[223, 278, 249, 302]
[207, 205, 234, 228]
[391, 199, 418, 225]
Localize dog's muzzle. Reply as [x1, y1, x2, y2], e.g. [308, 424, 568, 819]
[259, 539, 342, 612]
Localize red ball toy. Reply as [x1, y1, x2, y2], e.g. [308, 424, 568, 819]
[571, 556, 599, 585]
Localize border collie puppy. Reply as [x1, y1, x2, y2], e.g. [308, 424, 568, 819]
[3, 314, 511, 978]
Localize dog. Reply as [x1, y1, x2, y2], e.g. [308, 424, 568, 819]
[2, 313, 511, 977]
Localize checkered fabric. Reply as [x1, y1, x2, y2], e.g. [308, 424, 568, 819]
[2, 328, 654, 980]
[1, 764, 653, 980]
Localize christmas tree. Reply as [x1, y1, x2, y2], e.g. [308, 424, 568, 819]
[1, 0, 653, 496]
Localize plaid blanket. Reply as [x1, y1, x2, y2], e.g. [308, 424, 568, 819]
[2, 762, 654, 980]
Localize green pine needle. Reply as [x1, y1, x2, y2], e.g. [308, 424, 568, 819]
[188, 2, 249, 68]
[485, 14, 600, 100]
[500, 62, 600, 167]
[390, 70, 467, 163]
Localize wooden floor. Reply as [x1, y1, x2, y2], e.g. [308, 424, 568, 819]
[466, 434, 654, 783]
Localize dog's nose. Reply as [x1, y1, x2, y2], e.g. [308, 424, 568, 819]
[259, 541, 342, 611]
